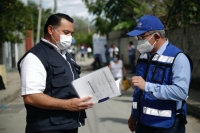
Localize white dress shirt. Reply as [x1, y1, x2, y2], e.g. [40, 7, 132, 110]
[20, 38, 68, 95]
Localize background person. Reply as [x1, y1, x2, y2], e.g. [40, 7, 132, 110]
[109, 54, 126, 80]
[93, 52, 102, 70]
[104, 44, 110, 66]
[87, 46, 92, 58]
[127, 41, 135, 74]
[80, 45, 86, 61]
[109, 43, 119, 59]
[127, 14, 192, 133]
[17, 13, 94, 133]
[71, 45, 77, 61]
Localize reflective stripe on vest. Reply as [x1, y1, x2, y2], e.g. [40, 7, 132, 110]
[152, 54, 174, 63]
[143, 107, 172, 117]
[132, 102, 137, 109]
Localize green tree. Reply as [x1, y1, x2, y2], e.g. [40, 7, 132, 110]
[0, 0, 30, 44]
[73, 16, 94, 48]
[0, 0, 53, 45]
[83, 0, 200, 34]
[83, 0, 143, 35]
[166, 0, 200, 28]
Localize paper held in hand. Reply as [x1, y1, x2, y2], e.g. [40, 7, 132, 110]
[72, 66, 121, 103]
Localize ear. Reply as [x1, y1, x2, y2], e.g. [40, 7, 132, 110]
[47, 25, 54, 35]
[154, 32, 161, 40]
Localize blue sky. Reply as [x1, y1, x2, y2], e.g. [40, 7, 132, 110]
[21, 0, 94, 20]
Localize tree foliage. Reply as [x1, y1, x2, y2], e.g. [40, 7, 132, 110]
[166, 0, 200, 28]
[72, 16, 94, 48]
[0, 0, 29, 44]
[0, 0, 53, 45]
[83, 0, 143, 35]
[83, 0, 200, 34]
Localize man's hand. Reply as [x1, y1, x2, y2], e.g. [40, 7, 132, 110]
[66, 96, 94, 111]
[131, 76, 146, 91]
[23, 94, 94, 111]
[128, 115, 137, 132]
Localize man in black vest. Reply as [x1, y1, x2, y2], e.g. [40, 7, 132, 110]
[17, 13, 94, 133]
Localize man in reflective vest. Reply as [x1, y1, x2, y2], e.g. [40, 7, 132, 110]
[127, 14, 192, 133]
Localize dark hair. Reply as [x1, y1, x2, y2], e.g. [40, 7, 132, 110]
[44, 13, 74, 34]
[129, 41, 133, 45]
[113, 54, 119, 59]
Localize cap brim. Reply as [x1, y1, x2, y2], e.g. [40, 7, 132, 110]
[127, 30, 147, 36]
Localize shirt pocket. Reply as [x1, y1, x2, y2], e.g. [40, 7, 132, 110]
[51, 76, 72, 99]
[151, 66, 165, 84]
[49, 110, 74, 125]
[49, 109, 79, 125]
[49, 62, 65, 75]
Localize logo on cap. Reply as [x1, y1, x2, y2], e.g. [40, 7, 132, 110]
[137, 22, 142, 28]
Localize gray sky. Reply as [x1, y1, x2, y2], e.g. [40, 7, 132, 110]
[21, 0, 94, 20]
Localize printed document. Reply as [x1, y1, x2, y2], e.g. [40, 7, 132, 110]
[72, 66, 121, 103]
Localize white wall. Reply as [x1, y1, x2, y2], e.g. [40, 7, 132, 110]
[2, 40, 25, 70]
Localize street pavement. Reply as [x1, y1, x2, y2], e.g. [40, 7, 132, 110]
[0, 54, 200, 133]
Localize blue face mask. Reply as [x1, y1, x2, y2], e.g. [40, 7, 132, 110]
[113, 57, 118, 62]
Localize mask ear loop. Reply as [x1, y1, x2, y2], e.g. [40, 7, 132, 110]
[146, 33, 156, 41]
[152, 32, 159, 46]
[51, 26, 60, 43]
[51, 34, 58, 43]
[152, 40, 157, 46]
[54, 28, 61, 36]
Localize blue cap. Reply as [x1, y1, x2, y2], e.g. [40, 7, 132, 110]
[127, 14, 164, 36]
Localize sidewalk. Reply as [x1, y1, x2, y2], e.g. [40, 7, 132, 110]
[0, 55, 200, 120]
[0, 69, 20, 108]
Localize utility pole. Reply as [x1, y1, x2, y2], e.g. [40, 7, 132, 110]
[54, 0, 57, 13]
[36, 0, 42, 44]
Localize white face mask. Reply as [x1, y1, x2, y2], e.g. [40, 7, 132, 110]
[51, 30, 72, 50]
[137, 33, 157, 54]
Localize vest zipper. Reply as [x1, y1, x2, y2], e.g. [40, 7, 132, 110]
[138, 54, 154, 120]
[78, 112, 82, 126]
[66, 60, 74, 80]
[66, 59, 82, 126]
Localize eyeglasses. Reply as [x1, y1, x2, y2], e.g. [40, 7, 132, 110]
[137, 32, 155, 40]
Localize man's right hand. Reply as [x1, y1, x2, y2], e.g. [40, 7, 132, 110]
[23, 94, 94, 111]
[66, 96, 94, 111]
[128, 115, 137, 132]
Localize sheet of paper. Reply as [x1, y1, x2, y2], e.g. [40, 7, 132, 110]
[72, 66, 121, 103]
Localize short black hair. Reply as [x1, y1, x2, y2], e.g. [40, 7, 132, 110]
[129, 41, 133, 45]
[44, 13, 74, 34]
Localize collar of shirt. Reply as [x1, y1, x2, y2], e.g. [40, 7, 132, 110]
[154, 39, 169, 55]
[41, 38, 67, 55]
